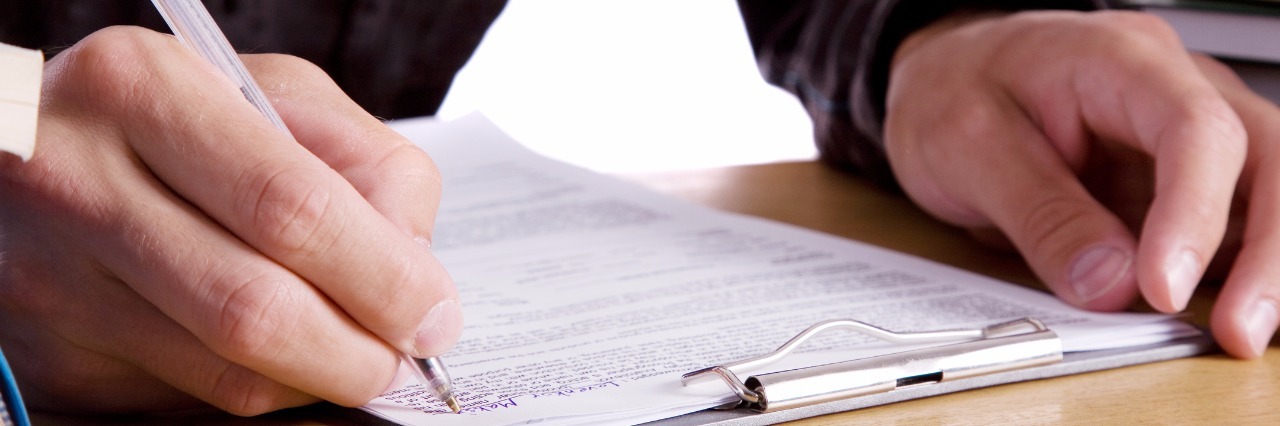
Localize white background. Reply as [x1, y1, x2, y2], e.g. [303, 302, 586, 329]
[437, 0, 817, 173]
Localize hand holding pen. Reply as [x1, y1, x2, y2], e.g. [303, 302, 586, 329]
[0, 5, 462, 417]
[150, 0, 463, 412]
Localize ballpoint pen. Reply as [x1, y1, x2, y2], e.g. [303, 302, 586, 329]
[149, 0, 462, 414]
[1, 347, 30, 426]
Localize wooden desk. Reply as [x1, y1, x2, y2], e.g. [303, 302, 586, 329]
[623, 161, 1280, 425]
[33, 161, 1279, 425]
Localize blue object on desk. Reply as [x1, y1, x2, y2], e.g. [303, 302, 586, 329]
[0, 347, 29, 426]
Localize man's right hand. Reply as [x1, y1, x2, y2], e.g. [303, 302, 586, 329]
[885, 10, 1279, 358]
[0, 26, 462, 415]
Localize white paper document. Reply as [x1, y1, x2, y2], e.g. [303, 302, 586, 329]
[362, 114, 1199, 425]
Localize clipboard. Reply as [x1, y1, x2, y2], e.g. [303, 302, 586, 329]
[648, 318, 1214, 426]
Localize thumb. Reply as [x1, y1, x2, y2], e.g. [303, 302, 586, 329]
[889, 100, 1143, 310]
[966, 126, 1141, 310]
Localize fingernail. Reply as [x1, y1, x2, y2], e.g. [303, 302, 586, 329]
[1164, 249, 1201, 312]
[1246, 300, 1279, 358]
[415, 236, 432, 251]
[413, 298, 463, 357]
[382, 358, 415, 394]
[1069, 246, 1132, 304]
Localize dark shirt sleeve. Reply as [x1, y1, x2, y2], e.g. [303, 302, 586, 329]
[736, 0, 1109, 190]
[0, 0, 506, 120]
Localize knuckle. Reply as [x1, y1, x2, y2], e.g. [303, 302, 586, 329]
[887, 100, 1008, 226]
[341, 252, 422, 332]
[1155, 102, 1248, 165]
[238, 164, 341, 255]
[373, 256, 423, 320]
[1184, 104, 1248, 150]
[933, 100, 1006, 148]
[1179, 188, 1222, 229]
[29, 354, 123, 403]
[1079, 13, 1180, 62]
[382, 143, 443, 193]
[0, 253, 47, 314]
[52, 26, 181, 107]
[17, 342, 144, 409]
[352, 254, 437, 339]
[1097, 11, 1176, 38]
[209, 272, 299, 364]
[0, 250, 87, 325]
[1078, 12, 1179, 51]
[24, 353, 79, 397]
[1015, 195, 1096, 262]
[207, 365, 304, 416]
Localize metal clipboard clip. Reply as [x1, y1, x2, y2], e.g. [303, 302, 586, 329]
[681, 317, 1062, 413]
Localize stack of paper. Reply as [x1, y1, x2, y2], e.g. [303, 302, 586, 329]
[361, 114, 1201, 425]
[1125, 0, 1280, 64]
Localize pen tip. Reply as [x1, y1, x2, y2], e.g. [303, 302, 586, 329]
[446, 397, 461, 414]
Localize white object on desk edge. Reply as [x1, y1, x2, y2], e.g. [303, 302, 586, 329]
[0, 43, 42, 162]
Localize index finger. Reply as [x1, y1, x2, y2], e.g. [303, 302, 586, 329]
[1061, 21, 1247, 313]
[240, 55, 445, 244]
